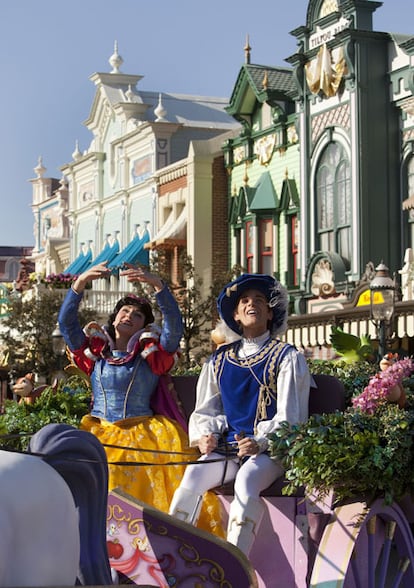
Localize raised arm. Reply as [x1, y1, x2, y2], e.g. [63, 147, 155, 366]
[120, 265, 183, 352]
[58, 262, 111, 351]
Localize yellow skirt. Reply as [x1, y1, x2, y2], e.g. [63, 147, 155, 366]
[81, 414, 225, 538]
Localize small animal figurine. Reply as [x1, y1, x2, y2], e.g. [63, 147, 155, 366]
[379, 353, 407, 408]
[379, 352, 399, 372]
[12, 373, 48, 405]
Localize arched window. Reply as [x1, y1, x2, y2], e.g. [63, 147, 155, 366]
[316, 142, 351, 267]
[7, 260, 20, 281]
[319, 0, 338, 18]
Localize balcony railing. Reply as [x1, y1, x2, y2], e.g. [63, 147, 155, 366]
[53, 288, 137, 317]
[56, 288, 414, 356]
[283, 299, 414, 356]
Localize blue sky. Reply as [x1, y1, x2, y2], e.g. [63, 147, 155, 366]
[0, 0, 409, 246]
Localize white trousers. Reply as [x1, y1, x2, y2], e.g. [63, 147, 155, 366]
[178, 451, 284, 502]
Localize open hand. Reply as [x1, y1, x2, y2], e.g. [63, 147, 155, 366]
[73, 262, 111, 293]
[120, 265, 164, 292]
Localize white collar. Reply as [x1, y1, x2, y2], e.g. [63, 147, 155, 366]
[239, 330, 271, 356]
[242, 330, 270, 345]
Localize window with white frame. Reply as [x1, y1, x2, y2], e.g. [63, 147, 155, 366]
[408, 156, 414, 202]
[288, 214, 299, 286]
[234, 228, 242, 268]
[259, 218, 273, 275]
[246, 221, 254, 273]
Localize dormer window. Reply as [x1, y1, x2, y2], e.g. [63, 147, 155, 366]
[319, 0, 338, 18]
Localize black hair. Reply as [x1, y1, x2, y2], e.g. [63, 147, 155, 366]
[106, 295, 154, 341]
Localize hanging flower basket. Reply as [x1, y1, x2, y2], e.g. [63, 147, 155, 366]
[44, 273, 76, 289]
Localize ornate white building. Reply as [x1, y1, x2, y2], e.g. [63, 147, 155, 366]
[30, 44, 240, 293]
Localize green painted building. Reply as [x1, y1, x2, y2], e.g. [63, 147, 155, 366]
[223, 0, 414, 321]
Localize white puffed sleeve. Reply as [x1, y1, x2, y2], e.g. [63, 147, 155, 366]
[188, 360, 228, 447]
[255, 348, 310, 450]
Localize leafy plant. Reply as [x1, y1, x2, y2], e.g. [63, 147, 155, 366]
[170, 364, 202, 376]
[0, 375, 91, 451]
[329, 325, 375, 363]
[147, 250, 242, 370]
[269, 390, 414, 505]
[307, 359, 378, 406]
[173, 256, 243, 369]
[0, 288, 97, 381]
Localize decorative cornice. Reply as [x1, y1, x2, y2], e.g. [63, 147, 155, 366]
[153, 160, 188, 185]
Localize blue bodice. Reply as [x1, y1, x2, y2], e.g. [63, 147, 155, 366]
[90, 352, 158, 421]
[58, 285, 183, 423]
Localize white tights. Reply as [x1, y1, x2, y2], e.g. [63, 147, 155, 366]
[178, 451, 284, 502]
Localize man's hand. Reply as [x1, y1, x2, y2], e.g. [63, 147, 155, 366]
[235, 433, 260, 457]
[198, 433, 218, 455]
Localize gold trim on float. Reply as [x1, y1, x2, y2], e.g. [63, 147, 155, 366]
[310, 503, 366, 587]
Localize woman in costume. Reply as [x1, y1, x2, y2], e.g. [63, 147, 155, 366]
[169, 273, 310, 554]
[58, 262, 223, 537]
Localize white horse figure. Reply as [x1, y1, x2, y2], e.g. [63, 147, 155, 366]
[0, 423, 112, 587]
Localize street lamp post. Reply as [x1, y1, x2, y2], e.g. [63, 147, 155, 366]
[51, 322, 67, 381]
[369, 262, 396, 360]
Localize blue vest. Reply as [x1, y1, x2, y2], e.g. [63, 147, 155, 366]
[211, 339, 291, 442]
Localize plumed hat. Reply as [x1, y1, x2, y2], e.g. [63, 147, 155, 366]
[217, 273, 288, 336]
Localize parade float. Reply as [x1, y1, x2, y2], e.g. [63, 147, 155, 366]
[2, 355, 414, 587]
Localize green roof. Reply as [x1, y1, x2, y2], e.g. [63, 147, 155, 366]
[226, 64, 296, 117]
[249, 172, 278, 211]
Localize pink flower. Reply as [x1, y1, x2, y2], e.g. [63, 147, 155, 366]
[352, 358, 414, 414]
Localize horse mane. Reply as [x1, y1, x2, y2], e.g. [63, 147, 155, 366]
[28, 423, 112, 586]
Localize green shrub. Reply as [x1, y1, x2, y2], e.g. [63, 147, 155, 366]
[269, 403, 414, 505]
[307, 359, 378, 406]
[269, 359, 414, 506]
[0, 375, 91, 451]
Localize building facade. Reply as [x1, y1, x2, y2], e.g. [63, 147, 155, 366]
[29, 2, 414, 354]
[0, 247, 33, 286]
[30, 44, 240, 294]
[221, 0, 414, 352]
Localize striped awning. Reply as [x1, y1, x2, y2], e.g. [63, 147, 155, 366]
[91, 239, 120, 266]
[108, 230, 150, 270]
[145, 206, 187, 249]
[64, 247, 93, 275]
